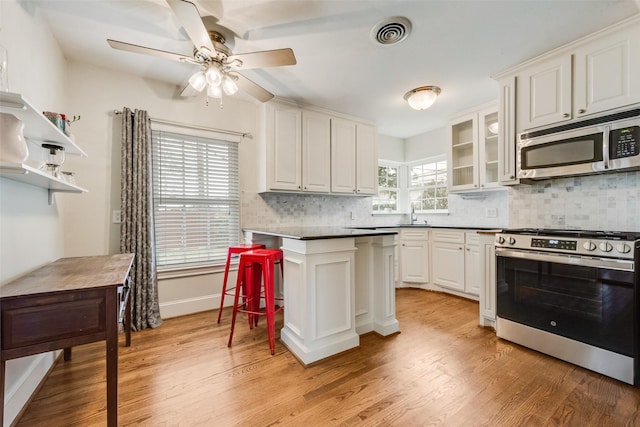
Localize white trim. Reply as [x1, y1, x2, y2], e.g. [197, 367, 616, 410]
[159, 295, 219, 319]
[3, 351, 60, 427]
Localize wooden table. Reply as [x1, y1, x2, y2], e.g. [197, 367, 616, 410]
[0, 254, 135, 427]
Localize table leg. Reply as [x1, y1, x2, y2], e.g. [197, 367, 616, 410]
[125, 285, 132, 347]
[1, 359, 5, 427]
[106, 289, 118, 427]
[64, 347, 72, 361]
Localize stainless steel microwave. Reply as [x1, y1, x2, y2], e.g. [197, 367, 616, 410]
[518, 108, 640, 180]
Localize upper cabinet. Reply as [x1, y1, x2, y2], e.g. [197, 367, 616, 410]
[519, 55, 572, 130]
[448, 102, 501, 192]
[260, 99, 377, 195]
[497, 15, 640, 134]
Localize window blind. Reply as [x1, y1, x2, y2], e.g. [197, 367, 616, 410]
[151, 129, 240, 267]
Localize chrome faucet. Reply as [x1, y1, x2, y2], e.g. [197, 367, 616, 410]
[410, 207, 418, 225]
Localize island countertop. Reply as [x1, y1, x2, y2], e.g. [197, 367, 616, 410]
[243, 226, 398, 240]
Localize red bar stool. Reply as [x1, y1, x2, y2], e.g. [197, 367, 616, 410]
[227, 249, 284, 355]
[217, 243, 265, 324]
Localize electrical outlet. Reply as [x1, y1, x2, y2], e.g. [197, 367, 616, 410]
[112, 210, 122, 224]
[485, 208, 497, 218]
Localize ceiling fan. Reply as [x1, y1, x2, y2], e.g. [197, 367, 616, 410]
[107, 0, 296, 102]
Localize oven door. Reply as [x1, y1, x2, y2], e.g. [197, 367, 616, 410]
[496, 248, 636, 357]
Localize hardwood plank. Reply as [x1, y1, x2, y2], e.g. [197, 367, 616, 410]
[15, 288, 640, 426]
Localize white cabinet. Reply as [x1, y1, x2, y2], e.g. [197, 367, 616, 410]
[513, 15, 640, 132]
[331, 119, 378, 195]
[398, 228, 429, 285]
[261, 100, 377, 195]
[519, 55, 572, 130]
[331, 117, 356, 193]
[448, 102, 501, 192]
[431, 229, 481, 297]
[267, 102, 302, 191]
[355, 123, 378, 195]
[573, 24, 640, 118]
[302, 111, 331, 192]
[497, 76, 519, 185]
[478, 233, 497, 328]
[431, 229, 465, 292]
[0, 92, 88, 204]
[464, 232, 480, 296]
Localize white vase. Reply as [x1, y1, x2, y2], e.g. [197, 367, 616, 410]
[0, 112, 29, 163]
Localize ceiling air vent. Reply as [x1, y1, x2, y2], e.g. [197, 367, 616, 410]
[371, 17, 412, 45]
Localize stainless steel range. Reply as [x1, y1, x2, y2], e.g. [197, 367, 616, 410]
[495, 228, 640, 385]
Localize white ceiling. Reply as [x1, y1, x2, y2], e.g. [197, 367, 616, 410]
[33, 0, 640, 138]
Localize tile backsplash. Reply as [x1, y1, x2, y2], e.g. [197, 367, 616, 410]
[241, 171, 639, 232]
[509, 171, 639, 231]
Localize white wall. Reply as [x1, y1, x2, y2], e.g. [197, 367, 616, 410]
[378, 134, 404, 162]
[404, 127, 447, 162]
[0, 1, 69, 425]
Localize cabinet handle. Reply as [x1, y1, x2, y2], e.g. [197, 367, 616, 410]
[459, 247, 463, 250]
[509, 175, 515, 179]
[578, 109, 586, 114]
[562, 113, 570, 118]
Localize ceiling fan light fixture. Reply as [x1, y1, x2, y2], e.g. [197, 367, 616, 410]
[404, 86, 441, 110]
[188, 70, 207, 92]
[221, 74, 238, 96]
[205, 65, 223, 86]
[207, 82, 222, 99]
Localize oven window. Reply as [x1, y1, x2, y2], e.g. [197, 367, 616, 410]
[522, 133, 603, 169]
[497, 255, 634, 356]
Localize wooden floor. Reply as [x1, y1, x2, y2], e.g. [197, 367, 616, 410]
[16, 288, 640, 426]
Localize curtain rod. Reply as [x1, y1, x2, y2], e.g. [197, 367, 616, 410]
[113, 109, 252, 139]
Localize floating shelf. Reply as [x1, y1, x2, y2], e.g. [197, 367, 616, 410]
[0, 162, 87, 204]
[0, 92, 87, 157]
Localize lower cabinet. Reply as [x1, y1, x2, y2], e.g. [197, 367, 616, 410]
[397, 228, 485, 300]
[478, 233, 497, 328]
[399, 229, 429, 285]
[431, 241, 465, 291]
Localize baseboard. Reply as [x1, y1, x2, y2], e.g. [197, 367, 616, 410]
[159, 295, 219, 319]
[4, 351, 60, 426]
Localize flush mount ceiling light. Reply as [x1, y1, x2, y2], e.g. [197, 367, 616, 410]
[404, 86, 441, 110]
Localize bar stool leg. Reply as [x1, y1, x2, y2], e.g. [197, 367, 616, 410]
[227, 258, 246, 348]
[217, 248, 234, 324]
[264, 259, 276, 355]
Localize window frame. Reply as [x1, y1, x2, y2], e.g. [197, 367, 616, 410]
[406, 155, 449, 214]
[372, 161, 402, 214]
[150, 123, 241, 271]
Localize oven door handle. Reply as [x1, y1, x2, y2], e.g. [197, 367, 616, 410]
[495, 247, 635, 271]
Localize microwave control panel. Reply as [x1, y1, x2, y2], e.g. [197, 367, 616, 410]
[610, 126, 639, 159]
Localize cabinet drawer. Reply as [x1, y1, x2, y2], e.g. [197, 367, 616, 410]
[432, 229, 465, 244]
[400, 229, 429, 241]
[465, 232, 480, 246]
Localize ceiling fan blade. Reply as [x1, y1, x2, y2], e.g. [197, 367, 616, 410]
[166, 0, 215, 54]
[227, 48, 297, 70]
[107, 39, 196, 63]
[235, 74, 274, 103]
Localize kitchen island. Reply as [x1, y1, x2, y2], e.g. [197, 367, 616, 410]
[243, 227, 399, 365]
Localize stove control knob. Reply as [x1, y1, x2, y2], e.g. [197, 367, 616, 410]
[508, 237, 516, 245]
[599, 242, 613, 252]
[496, 236, 505, 244]
[616, 243, 631, 254]
[582, 241, 596, 251]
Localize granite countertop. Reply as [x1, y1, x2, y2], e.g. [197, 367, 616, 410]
[244, 226, 398, 240]
[371, 225, 502, 231]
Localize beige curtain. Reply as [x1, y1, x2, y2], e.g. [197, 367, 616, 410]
[120, 107, 162, 331]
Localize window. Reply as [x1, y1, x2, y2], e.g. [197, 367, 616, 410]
[408, 158, 448, 212]
[373, 163, 399, 213]
[151, 128, 240, 268]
